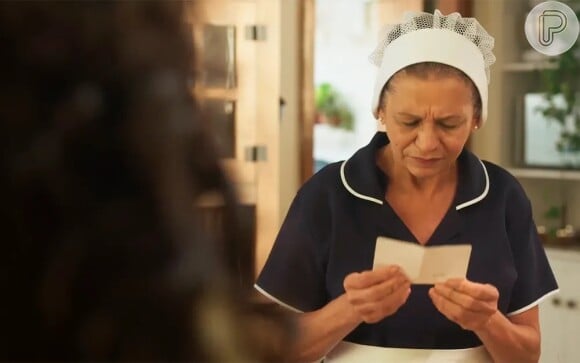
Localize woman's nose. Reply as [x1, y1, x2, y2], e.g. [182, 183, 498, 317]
[414, 125, 439, 152]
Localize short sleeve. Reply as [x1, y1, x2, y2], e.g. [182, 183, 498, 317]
[505, 185, 558, 316]
[255, 190, 329, 313]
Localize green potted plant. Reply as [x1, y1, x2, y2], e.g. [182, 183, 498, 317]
[315, 83, 354, 131]
[536, 3, 580, 165]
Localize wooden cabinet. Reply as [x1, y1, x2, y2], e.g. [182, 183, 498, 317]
[540, 248, 580, 363]
[186, 0, 282, 276]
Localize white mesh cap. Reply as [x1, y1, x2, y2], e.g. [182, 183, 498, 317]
[370, 9, 496, 124]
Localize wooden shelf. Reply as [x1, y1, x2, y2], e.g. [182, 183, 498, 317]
[502, 62, 557, 72]
[509, 168, 580, 181]
[192, 86, 238, 101]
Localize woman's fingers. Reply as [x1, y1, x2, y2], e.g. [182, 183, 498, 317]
[343, 266, 411, 323]
[443, 278, 499, 302]
[429, 278, 499, 331]
[347, 273, 409, 305]
[357, 284, 412, 323]
[432, 283, 496, 314]
[429, 287, 477, 322]
[344, 265, 406, 290]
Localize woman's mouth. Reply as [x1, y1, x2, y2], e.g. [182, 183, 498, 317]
[410, 156, 442, 167]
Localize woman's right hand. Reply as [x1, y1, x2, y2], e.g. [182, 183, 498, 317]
[343, 265, 411, 323]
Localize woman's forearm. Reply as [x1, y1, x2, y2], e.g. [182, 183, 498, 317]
[475, 311, 540, 363]
[291, 294, 361, 362]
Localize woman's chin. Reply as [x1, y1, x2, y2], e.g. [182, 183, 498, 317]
[407, 165, 445, 179]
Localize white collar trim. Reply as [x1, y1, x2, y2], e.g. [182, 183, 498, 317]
[340, 160, 383, 205]
[455, 158, 489, 211]
[340, 157, 490, 210]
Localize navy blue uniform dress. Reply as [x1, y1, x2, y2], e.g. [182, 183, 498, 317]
[256, 132, 558, 349]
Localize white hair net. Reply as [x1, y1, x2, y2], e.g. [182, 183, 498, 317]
[370, 9, 496, 124]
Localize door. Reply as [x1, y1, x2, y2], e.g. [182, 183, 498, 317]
[185, 0, 280, 276]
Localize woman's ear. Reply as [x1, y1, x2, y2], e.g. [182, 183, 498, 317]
[377, 110, 388, 133]
[377, 109, 386, 125]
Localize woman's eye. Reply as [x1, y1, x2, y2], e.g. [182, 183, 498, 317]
[402, 120, 420, 127]
[440, 123, 459, 130]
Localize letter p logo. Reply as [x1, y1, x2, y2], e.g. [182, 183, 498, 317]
[539, 10, 567, 46]
[525, 1, 579, 56]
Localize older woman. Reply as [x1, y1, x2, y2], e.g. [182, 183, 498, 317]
[256, 10, 558, 363]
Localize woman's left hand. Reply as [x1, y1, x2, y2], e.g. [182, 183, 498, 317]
[428, 278, 499, 332]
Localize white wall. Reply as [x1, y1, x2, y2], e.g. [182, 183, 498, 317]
[314, 0, 382, 162]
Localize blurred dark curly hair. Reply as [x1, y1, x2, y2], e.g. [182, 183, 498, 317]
[0, 1, 293, 361]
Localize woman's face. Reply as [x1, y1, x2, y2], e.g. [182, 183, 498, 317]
[378, 74, 478, 179]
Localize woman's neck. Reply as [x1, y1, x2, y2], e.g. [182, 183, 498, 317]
[378, 145, 457, 199]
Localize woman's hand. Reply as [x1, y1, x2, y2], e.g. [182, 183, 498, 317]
[429, 278, 499, 331]
[343, 265, 411, 324]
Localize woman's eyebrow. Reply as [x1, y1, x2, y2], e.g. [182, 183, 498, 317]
[435, 115, 464, 122]
[395, 112, 464, 122]
[395, 112, 421, 118]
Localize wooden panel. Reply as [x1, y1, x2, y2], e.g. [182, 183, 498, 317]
[195, 87, 238, 101]
[437, 0, 472, 16]
[222, 160, 257, 205]
[371, 0, 423, 27]
[254, 0, 281, 275]
[186, 0, 281, 275]
[300, 0, 315, 184]
[187, 0, 258, 167]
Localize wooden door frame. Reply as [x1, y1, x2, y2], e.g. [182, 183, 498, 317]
[436, 0, 472, 16]
[299, 0, 315, 184]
